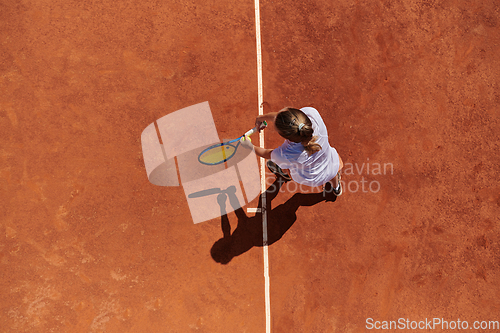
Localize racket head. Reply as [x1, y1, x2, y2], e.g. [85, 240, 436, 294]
[198, 142, 238, 165]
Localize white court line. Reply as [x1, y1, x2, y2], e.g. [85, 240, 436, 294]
[254, 0, 271, 332]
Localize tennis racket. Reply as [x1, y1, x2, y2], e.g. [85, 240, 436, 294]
[198, 121, 267, 165]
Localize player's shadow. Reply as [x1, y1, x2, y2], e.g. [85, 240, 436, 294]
[211, 179, 336, 264]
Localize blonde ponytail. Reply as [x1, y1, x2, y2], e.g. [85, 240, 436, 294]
[303, 136, 321, 156]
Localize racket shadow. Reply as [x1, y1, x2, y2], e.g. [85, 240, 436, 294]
[210, 179, 336, 264]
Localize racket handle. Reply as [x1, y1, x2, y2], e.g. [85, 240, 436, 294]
[244, 120, 267, 137]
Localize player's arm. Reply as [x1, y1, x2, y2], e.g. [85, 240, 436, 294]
[253, 146, 273, 160]
[255, 112, 278, 129]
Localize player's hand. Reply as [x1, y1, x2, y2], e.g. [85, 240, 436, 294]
[240, 135, 253, 149]
[255, 115, 268, 132]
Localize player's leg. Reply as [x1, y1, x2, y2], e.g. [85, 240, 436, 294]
[332, 154, 343, 195]
[324, 154, 343, 197]
[331, 154, 343, 188]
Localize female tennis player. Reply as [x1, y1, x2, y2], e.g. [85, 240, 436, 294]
[251, 107, 343, 196]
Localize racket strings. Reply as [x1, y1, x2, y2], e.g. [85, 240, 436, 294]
[199, 142, 237, 165]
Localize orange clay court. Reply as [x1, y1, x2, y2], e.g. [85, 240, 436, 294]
[1, 0, 500, 332]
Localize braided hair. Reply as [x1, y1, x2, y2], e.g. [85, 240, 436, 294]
[275, 107, 322, 156]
